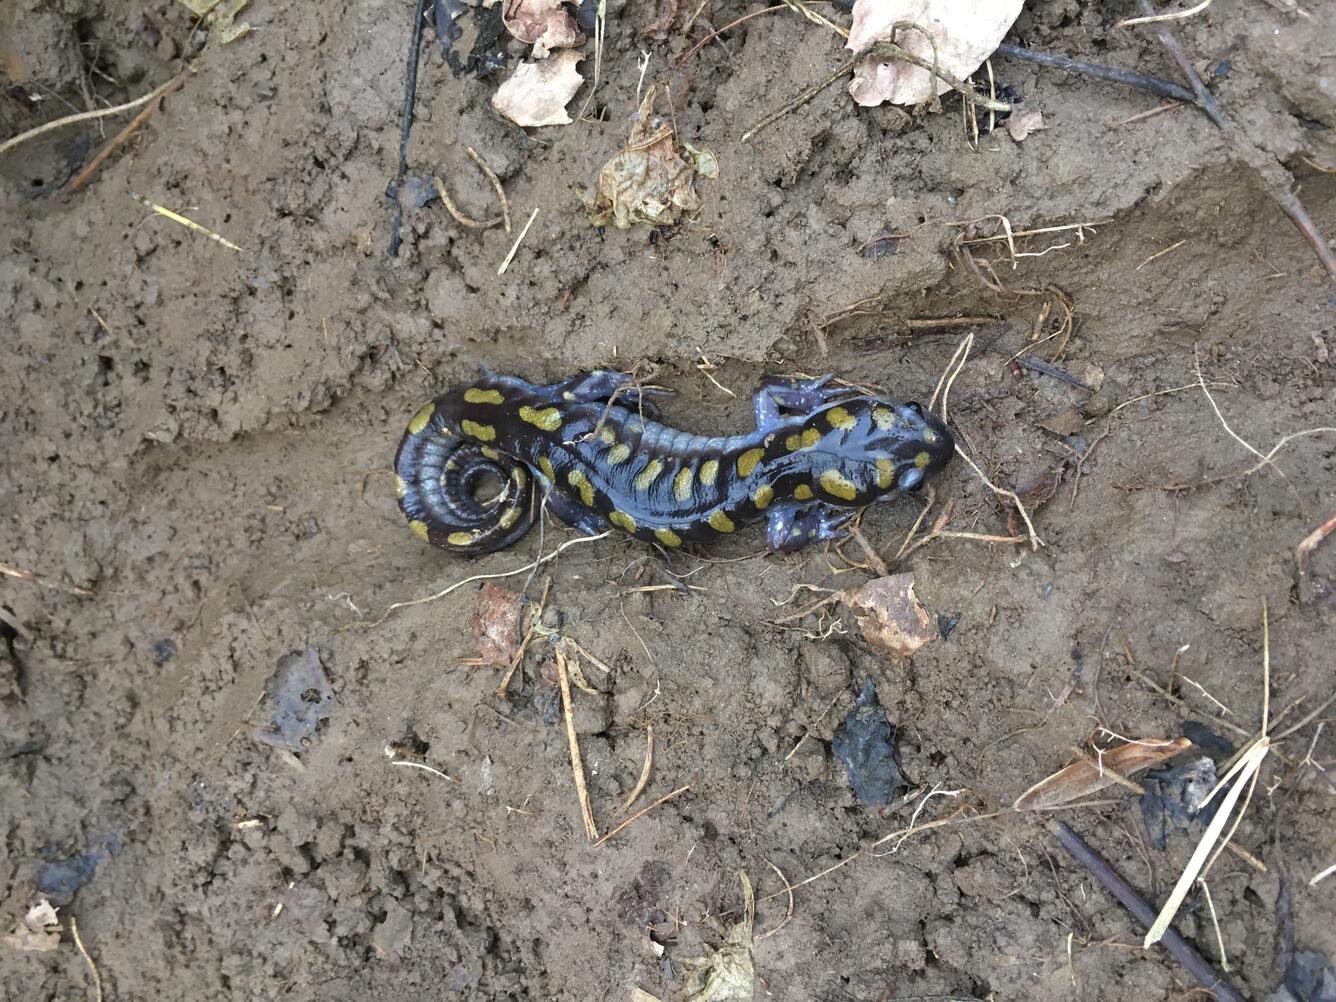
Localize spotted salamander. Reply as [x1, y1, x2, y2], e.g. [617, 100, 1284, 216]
[394, 370, 954, 555]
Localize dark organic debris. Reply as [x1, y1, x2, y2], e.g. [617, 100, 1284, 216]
[1140, 756, 1221, 851]
[37, 836, 118, 905]
[1271, 951, 1336, 1002]
[832, 679, 907, 806]
[252, 647, 335, 751]
[1181, 720, 1234, 757]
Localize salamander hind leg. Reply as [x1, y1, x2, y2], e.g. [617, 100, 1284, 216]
[753, 374, 858, 430]
[540, 484, 609, 537]
[765, 503, 858, 552]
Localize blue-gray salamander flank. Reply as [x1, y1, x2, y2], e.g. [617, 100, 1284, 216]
[394, 370, 954, 554]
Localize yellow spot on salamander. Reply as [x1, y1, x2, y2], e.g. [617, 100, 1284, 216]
[914, 451, 932, 468]
[819, 469, 859, 501]
[785, 428, 821, 451]
[511, 468, 528, 488]
[827, 407, 856, 431]
[563, 390, 576, 401]
[481, 446, 500, 460]
[567, 469, 595, 507]
[408, 402, 435, 435]
[607, 444, 632, 465]
[519, 405, 562, 432]
[499, 508, 522, 529]
[461, 420, 496, 441]
[699, 459, 719, 486]
[409, 520, 430, 542]
[876, 458, 895, 489]
[655, 527, 682, 547]
[447, 531, 476, 546]
[708, 509, 735, 533]
[753, 484, 774, 509]
[923, 428, 938, 444]
[873, 407, 897, 431]
[634, 458, 663, 491]
[537, 456, 555, 481]
[394, 475, 408, 499]
[598, 426, 616, 445]
[794, 484, 813, 501]
[737, 448, 764, 478]
[609, 511, 637, 533]
[464, 387, 504, 404]
[674, 467, 694, 502]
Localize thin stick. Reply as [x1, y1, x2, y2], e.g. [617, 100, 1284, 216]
[1136, 239, 1187, 270]
[497, 207, 539, 276]
[368, 531, 611, 627]
[742, 39, 1010, 144]
[0, 561, 94, 597]
[432, 176, 503, 229]
[593, 785, 689, 847]
[1132, 0, 1224, 127]
[0, 72, 190, 158]
[1049, 821, 1245, 1002]
[756, 859, 796, 941]
[620, 723, 655, 812]
[66, 73, 189, 192]
[466, 147, 512, 232]
[1294, 510, 1336, 576]
[1311, 862, 1336, 887]
[1200, 880, 1229, 971]
[556, 646, 599, 842]
[953, 444, 1043, 550]
[68, 916, 104, 1002]
[994, 42, 1196, 105]
[390, 760, 457, 783]
[129, 192, 244, 253]
[388, 0, 431, 256]
[1119, 0, 1214, 29]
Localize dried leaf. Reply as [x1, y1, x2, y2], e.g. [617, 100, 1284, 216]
[846, 0, 1023, 107]
[1013, 737, 1193, 811]
[680, 871, 755, 1002]
[840, 573, 935, 657]
[3, 900, 60, 953]
[586, 86, 703, 228]
[469, 584, 525, 667]
[502, 0, 580, 50]
[680, 141, 719, 179]
[630, 990, 664, 1002]
[1005, 109, 1046, 142]
[492, 49, 584, 128]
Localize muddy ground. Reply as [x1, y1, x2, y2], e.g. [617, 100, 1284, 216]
[3, 1, 1335, 1000]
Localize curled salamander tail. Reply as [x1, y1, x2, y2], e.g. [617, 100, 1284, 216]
[394, 399, 534, 554]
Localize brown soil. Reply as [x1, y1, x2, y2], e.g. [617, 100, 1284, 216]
[3, 2, 1335, 1000]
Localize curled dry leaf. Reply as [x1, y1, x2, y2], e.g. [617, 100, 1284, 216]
[586, 86, 706, 228]
[680, 871, 756, 1002]
[469, 583, 525, 666]
[492, 49, 584, 128]
[1013, 737, 1193, 811]
[840, 572, 936, 657]
[4, 900, 61, 953]
[846, 0, 1023, 107]
[1005, 109, 1046, 142]
[502, 0, 583, 57]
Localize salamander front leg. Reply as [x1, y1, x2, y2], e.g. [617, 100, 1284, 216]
[752, 374, 859, 430]
[549, 371, 675, 417]
[765, 503, 858, 552]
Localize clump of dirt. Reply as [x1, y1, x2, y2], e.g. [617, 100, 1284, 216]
[3, 1, 1334, 1000]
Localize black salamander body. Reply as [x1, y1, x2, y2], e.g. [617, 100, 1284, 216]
[395, 370, 954, 555]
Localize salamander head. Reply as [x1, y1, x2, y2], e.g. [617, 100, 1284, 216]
[867, 400, 955, 493]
